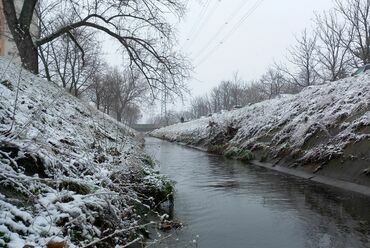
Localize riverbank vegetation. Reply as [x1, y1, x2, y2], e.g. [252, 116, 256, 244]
[151, 0, 370, 191]
[1, 0, 192, 246]
[152, 71, 370, 189]
[0, 57, 175, 247]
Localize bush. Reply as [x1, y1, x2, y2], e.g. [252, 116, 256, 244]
[141, 155, 155, 167]
[237, 149, 254, 162]
[224, 147, 239, 158]
[207, 144, 227, 155]
[59, 180, 93, 195]
[224, 147, 254, 162]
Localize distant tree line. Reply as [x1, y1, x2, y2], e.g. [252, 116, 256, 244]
[4, 0, 370, 125]
[88, 67, 148, 125]
[173, 0, 370, 122]
[96, 0, 370, 125]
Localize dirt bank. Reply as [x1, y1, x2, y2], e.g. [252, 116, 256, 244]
[0, 58, 172, 247]
[152, 74, 370, 194]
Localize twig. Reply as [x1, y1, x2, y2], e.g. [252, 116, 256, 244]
[0, 150, 19, 169]
[145, 233, 174, 248]
[8, 65, 23, 132]
[121, 237, 142, 248]
[82, 222, 154, 248]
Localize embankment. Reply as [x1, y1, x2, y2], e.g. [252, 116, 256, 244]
[0, 58, 171, 247]
[152, 74, 370, 194]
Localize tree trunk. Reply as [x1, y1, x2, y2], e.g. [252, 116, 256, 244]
[96, 92, 100, 110]
[2, 0, 39, 74]
[16, 34, 39, 74]
[116, 105, 124, 122]
[117, 111, 122, 122]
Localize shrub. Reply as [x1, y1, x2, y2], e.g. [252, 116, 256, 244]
[237, 149, 254, 162]
[224, 147, 254, 162]
[224, 147, 239, 158]
[207, 144, 227, 155]
[141, 155, 155, 167]
[59, 180, 93, 195]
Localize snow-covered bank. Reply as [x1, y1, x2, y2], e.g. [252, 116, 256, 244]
[0, 58, 172, 247]
[152, 74, 370, 190]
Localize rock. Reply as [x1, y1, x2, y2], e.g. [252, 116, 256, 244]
[46, 241, 68, 248]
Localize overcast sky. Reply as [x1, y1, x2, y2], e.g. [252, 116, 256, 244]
[103, 0, 335, 119]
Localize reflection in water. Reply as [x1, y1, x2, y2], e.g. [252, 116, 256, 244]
[145, 138, 370, 248]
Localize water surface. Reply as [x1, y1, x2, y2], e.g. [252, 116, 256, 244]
[145, 137, 370, 248]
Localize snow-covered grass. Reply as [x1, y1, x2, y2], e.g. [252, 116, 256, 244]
[0, 58, 172, 247]
[152, 74, 370, 187]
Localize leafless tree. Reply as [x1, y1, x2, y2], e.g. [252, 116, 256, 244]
[218, 81, 234, 110]
[229, 72, 247, 106]
[315, 11, 352, 81]
[334, 0, 370, 66]
[258, 67, 286, 99]
[278, 29, 320, 88]
[39, 28, 102, 96]
[100, 67, 148, 122]
[209, 87, 222, 113]
[205, 73, 248, 113]
[88, 63, 109, 110]
[2, 0, 189, 97]
[191, 95, 212, 118]
[121, 104, 142, 125]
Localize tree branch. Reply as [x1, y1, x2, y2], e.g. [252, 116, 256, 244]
[66, 31, 86, 67]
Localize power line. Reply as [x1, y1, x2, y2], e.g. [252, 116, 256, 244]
[222, 0, 265, 43]
[181, 0, 211, 49]
[195, 0, 265, 66]
[194, 0, 262, 65]
[193, 0, 252, 60]
[186, 0, 220, 49]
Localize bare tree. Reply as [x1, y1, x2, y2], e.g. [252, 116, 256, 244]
[2, 0, 189, 97]
[39, 28, 102, 96]
[191, 95, 212, 118]
[207, 75, 247, 113]
[315, 11, 352, 81]
[88, 63, 108, 110]
[218, 81, 234, 110]
[122, 104, 142, 125]
[229, 72, 247, 107]
[210, 87, 222, 113]
[258, 67, 286, 99]
[278, 29, 320, 88]
[335, 0, 370, 66]
[98, 67, 148, 122]
[245, 81, 266, 103]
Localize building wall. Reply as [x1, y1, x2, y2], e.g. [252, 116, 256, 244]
[0, 0, 39, 63]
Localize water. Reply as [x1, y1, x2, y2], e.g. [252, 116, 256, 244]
[144, 137, 370, 248]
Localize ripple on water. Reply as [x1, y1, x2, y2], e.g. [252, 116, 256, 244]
[145, 138, 370, 248]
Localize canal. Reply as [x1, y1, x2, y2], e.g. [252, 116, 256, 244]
[144, 137, 370, 248]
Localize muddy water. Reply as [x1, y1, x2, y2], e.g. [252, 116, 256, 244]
[144, 137, 370, 248]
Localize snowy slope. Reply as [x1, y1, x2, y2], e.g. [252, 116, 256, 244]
[0, 58, 170, 247]
[153, 74, 370, 187]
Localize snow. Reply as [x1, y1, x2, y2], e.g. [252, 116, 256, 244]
[152, 73, 370, 184]
[0, 57, 170, 247]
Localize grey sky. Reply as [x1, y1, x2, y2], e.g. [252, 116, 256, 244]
[103, 0, 335, 117]
[180, 0, 334, 93]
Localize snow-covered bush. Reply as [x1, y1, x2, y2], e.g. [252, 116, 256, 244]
[0, 58, 172, 247]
